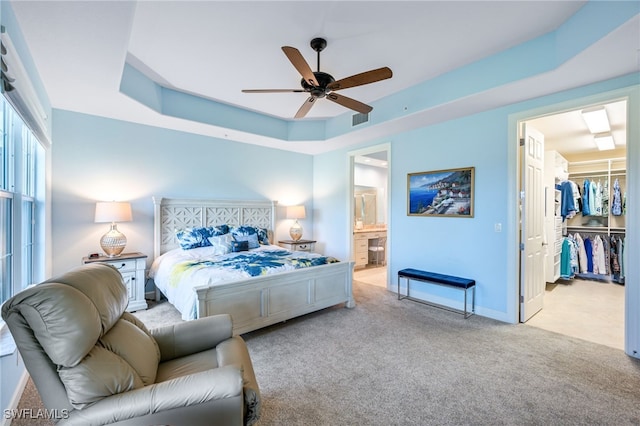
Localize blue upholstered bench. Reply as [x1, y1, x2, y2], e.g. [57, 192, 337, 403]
[397, 268, 475, 318]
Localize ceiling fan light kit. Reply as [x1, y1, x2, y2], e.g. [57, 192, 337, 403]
[242, 37, 392, 118]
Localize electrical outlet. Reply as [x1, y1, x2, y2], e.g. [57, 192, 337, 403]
[494, 223, 502, 232]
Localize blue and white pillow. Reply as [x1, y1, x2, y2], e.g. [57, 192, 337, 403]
[207, 233, 235, 255]
[176, 225, 230, 250]
[256, 228, 270, 245]
[232, 233, 260, 249]
[231, 226, 270, 245]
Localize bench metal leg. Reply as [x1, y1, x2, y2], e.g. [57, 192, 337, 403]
[398, 275, 475, 319]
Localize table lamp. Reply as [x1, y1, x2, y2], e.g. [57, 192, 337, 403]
[286, 205, 306, 241]
[95, 201, 132, 257]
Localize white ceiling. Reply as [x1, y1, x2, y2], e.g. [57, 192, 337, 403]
[528, 100, 627, 158]
[7, 1, 639, 154]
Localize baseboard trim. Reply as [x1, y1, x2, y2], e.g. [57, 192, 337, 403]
[1, 370, 29, 426]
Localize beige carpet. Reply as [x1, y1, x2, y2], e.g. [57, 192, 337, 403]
[12, 280, 640, 425]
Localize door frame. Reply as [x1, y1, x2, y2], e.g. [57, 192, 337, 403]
[507, 86, 638, 357]
[348, 142, 391, 287]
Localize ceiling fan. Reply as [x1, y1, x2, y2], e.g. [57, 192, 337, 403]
[242, 37, 393, 118]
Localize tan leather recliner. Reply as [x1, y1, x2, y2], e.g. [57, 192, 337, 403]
[1, 263, 261, 425]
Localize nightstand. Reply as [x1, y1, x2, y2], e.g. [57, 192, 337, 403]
[278, 239, 316, 252]
[82, 252, 148, 312]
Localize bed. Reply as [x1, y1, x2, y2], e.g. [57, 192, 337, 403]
[149, 197, 355, 334]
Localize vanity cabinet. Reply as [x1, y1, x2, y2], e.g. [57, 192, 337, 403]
[353, 230, 386, 269]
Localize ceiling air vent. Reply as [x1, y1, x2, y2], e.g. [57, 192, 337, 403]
[352, 112, 369, 127]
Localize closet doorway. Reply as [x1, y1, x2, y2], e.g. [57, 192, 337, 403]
[349, 144, 390, 290]
[520, 99, 628, 350]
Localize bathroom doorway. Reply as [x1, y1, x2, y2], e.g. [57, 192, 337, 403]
[349, 144, 390, 289]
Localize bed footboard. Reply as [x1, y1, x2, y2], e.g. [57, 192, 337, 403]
[194, 261, 355, 335]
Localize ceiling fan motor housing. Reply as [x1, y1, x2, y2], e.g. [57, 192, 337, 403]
[301, 71, 335, 97]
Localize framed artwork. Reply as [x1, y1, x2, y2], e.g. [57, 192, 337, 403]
[407, 167, 474, 217]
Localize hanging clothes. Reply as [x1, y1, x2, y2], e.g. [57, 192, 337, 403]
[612, 178, 622, 216]
[560, 238, 572, 279]
[592, 235, 606, 274]
[602, 179, 609, 216]
[559, 181, 576, 220]
[574, 233, 588, 273]
[582, 179, 591, 216]
[593, 181, 603, 216]
[571, 180, 582, 214]
[602, 236, 611, 275]
[588, 180, 598, 216]
[610, 236, 621, 280]
[618, 236, 625, 280]
[583, 237, 593, 273]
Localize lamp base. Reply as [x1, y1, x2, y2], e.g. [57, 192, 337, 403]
[289, 220, 303, 241]
[100, 223, 127, 257]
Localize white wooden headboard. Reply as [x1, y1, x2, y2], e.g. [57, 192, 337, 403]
[152, 197, 277, 258]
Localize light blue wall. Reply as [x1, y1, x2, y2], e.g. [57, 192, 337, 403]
[50, 110, 315, 276]
[313, 74, 639, 324]
[391, 111, 510, 316]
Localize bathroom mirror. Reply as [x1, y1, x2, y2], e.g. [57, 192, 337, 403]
[354, 187, 377, 226]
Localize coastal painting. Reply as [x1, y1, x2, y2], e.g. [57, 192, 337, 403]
[407, 167, 474, 217]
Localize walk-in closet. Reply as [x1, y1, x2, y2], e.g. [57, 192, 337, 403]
[525, 100, 627, 350]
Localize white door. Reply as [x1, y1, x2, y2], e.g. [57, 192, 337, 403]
[520, 124, 545, 322]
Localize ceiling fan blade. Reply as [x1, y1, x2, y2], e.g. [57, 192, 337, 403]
[326, 93, 373, 114]
[327, 67, 392, 91]
[282, 46, 318, 87]
[242, 89, 305, 93]
[295, 96, 316, 118]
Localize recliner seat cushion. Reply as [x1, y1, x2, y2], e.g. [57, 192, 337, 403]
[155, 348, 218, 383]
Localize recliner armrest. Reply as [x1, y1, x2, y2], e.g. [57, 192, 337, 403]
[151, 314, 233, 361]
[60, 365, 243, 425]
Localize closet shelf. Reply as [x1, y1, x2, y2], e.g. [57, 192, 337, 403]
[567, 225, 608, 230]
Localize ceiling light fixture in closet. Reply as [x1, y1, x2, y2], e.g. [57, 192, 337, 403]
[594, 133, 615, 151]
[581, 106, 611, 133]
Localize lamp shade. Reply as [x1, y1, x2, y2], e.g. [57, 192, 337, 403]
[286, 205, 306, 220]
[95, 202, 132, 223]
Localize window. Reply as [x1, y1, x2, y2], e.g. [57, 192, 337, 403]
[0, 96, 44, 306]
[0, 193, 11, 304]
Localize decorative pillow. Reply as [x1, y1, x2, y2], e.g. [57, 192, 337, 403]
[176, 225, 229, 250]
[231, 226, 270, 245]
[233, 233, 259, 249]
[231, 240, 249, 252]
[211, 224, 230, 236]
[256, 228, 270, 245]
[208, 233, 235, 255]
